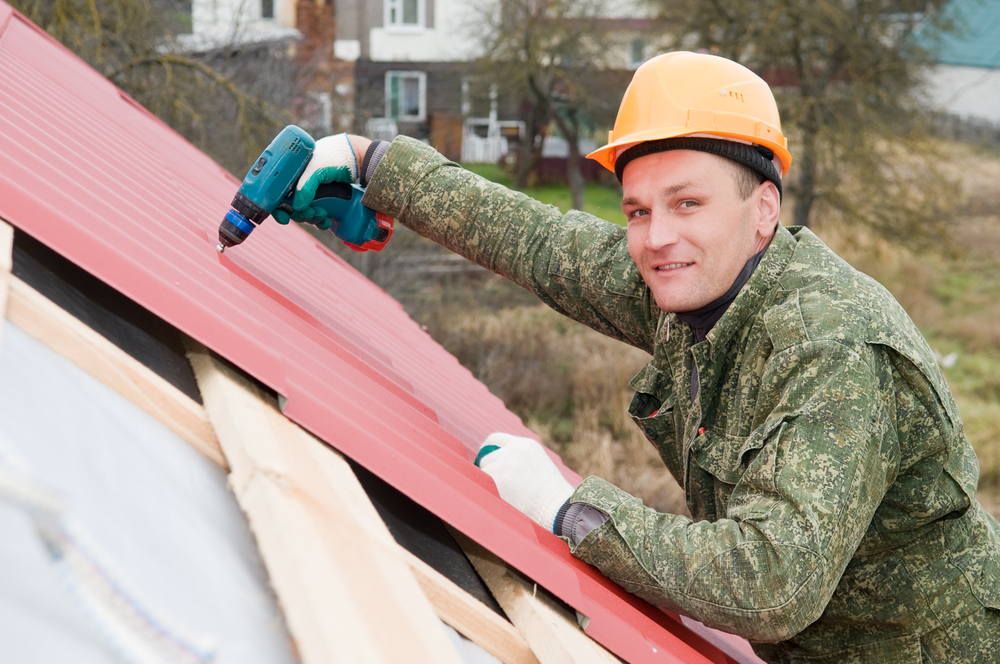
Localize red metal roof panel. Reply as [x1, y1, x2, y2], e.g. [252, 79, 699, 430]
[0, 7, 760, 663]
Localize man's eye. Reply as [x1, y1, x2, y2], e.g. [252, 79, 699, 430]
[680, 200, 698, 208]
[627, 209, 648, 220]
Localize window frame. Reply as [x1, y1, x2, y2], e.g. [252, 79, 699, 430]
[629, 38, 646, 69]
[384, 70, 427, 122]
[384, 0, 426, 32]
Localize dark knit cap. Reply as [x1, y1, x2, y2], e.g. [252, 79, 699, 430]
[615, 136, 783, 200]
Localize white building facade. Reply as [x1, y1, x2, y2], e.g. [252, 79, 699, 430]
[184, 0, 659, 161]
[921, 0, 1000, 125]
[189, 0, 299, 47]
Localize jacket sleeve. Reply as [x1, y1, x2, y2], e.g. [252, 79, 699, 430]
[361, 136, 660, 353]
[567, 340, 899, 643]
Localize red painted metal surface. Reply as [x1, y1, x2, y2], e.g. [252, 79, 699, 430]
[0, 7, 761, 663]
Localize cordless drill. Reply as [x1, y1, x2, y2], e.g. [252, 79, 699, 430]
[217, 125, 393, 253]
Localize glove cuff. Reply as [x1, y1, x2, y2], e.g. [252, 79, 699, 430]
[553, 501, 609, 543]
[361, 140, 390, 187]
[553, 500, 573, 534]
[533, 481, 574, 533]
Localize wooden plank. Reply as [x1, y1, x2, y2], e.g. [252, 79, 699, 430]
[3, 275, 225, 468]
[187, 344, 464, 664]
[403, 547, 541, 664]
[455, 531, 623, 664]
[0, 220, 14, 340]
[0, 220, 12, 274]
[0, 219, 12, 346]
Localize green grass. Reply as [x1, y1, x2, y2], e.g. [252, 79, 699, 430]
[462, 163, 626, 226]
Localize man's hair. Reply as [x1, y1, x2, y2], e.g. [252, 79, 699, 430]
[616, 136, 782, 200]
[721, 159, 767, 201]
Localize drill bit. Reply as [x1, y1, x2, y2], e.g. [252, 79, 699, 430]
[216, 244, 225, 253]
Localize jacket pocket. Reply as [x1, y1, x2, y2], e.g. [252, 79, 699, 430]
[628, 365, 675, 436]
[691, 428, 772, 487]
[628, 363, 681, 480]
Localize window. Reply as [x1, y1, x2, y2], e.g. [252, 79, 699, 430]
[385, 0, 424, 29]
[629, 39, 646, 68]
[385, 71, 426, 121]
[261, 0, 274, 19]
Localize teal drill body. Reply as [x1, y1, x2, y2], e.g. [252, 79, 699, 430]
[217, 125, 393, 253]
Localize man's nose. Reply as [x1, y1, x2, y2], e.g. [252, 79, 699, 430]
[645, 216, 679, 250]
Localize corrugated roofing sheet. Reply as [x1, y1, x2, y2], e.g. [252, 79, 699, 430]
[0, 5, 758, 662]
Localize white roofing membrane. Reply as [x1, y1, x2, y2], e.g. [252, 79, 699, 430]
[0, 320, 499, 664]
[0, 320, 298, 663]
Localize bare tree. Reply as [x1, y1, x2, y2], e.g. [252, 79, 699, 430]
[469, 0, 627, 209]
[653, 0, 957, 246]
[12, 0, 292, 175]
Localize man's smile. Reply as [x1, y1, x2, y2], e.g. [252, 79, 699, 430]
[653, 262, 695, 271]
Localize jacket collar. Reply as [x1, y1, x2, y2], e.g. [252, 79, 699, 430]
[702, 224, 798, 351]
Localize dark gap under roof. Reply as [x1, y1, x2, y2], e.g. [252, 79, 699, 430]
[12, 228, 203, 404]
[349, 459, 507, 618]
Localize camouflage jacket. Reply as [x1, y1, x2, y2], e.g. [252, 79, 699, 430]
[364, 137, 1000, 662]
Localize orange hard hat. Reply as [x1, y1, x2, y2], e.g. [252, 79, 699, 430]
[587, 51, 792, 178]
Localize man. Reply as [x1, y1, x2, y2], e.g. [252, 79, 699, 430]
[285, 53, 1000, 662]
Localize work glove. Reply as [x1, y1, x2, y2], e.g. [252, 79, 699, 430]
[272, 133, 360, 226]
[475, 433, 574, 532]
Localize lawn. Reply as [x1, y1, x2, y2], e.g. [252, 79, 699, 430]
[462, 163, 626, 226]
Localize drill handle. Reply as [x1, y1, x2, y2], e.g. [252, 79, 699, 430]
[314, 181, 354, 202]
[311, 182, 394, 252]
[271, 181, 347, 221]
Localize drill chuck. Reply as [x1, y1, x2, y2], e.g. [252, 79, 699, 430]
[218, 209, 255, 250]
[218, 191, 272, 251]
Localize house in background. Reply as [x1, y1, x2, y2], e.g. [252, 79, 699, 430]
[181, 0, 663, 163]
[183, 0, 300, 50]
[336, 0, 663, 163]
[922, 0, 1000, 141]
[179, 0, 346, 138]
[335, 0, 508, 162]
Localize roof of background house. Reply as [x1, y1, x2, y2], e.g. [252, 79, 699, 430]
[172, 26, 302, 54]
[0, 4, 755, 662]
[931, 0, 1000, 69]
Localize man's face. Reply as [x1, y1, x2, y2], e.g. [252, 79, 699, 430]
[621, 149, 777, 313]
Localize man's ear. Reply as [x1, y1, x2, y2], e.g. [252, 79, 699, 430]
[755, 181, 781, 240]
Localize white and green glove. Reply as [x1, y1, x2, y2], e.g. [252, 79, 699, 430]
[272, 133, 359, 226]
[475, 433, 574, 532]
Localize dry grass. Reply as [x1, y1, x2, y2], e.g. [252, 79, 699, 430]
[427, 305, 689, 515]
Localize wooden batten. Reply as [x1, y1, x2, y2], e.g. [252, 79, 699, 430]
[404, 548, 541, 664]
[455, 532, 624, 664]
[0, 220, 14, 333]
[188, 344, 465, 664]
